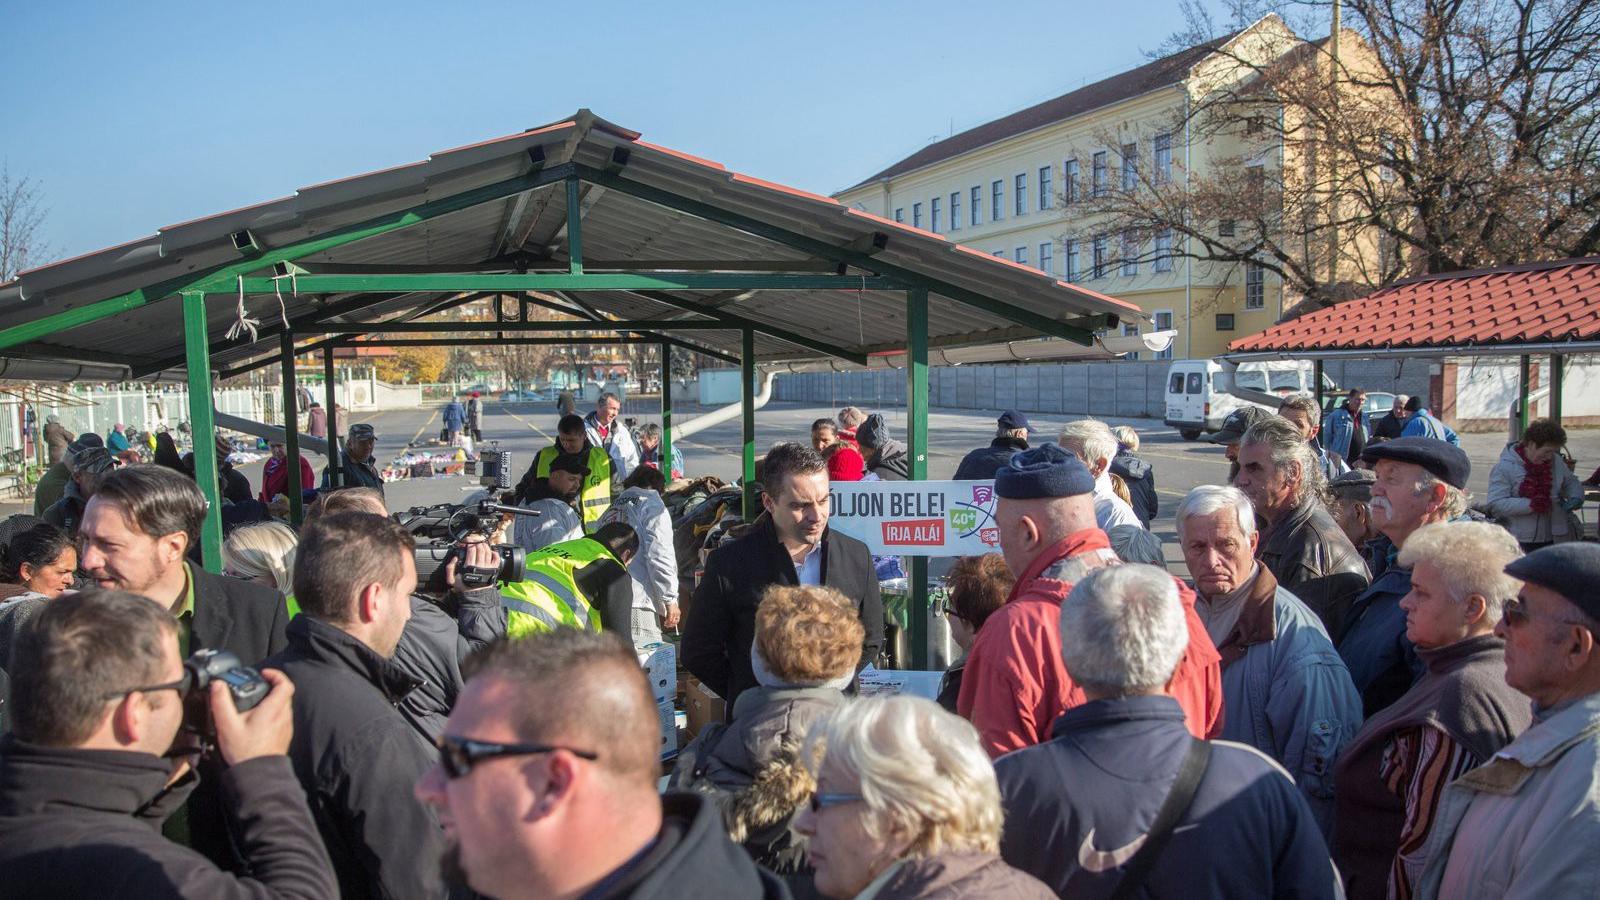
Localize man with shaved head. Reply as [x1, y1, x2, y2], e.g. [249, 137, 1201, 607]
[415, 630, 786, 898]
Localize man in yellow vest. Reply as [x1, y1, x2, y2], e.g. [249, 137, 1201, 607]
[513, 414, 614, 526]
[459, 521, 638, 642]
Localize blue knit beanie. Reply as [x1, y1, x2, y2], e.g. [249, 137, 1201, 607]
[994, 442, 1096, 499]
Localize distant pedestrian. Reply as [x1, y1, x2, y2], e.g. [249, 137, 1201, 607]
[1486, 417, 1583, 551]
[855, 414, 910, 481]
[106, 423, 131, 454]
[586, 392, 640, 478]
[306, 401, 327, 438]
[1400, 396, 1459, 445]
[952, 410, 1030, 480]
[557, 388, 577, 418]
[442, 397, 466, 444]
[1323, 388, 1369, 466]
[1109, 424, 1157, 526]
[1058, 420, 1143, 532]
[836, 406, 866, 448]
[1372, 394, 1409, 443]
[466, 391, 484, 441]
[41, 416, 71, 465]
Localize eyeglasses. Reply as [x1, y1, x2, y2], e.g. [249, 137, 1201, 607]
[434, 735, 599, 779]
[103, 673, 190, 702]
[1501, 596, 1590, 632]
[809, 792, 864, 813]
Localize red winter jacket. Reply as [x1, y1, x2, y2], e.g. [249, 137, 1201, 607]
[956, 528, 1223, 758]
[260, 455, 315, 504]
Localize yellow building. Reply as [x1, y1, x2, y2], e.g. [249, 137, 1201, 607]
[834, 16, 1352, 361]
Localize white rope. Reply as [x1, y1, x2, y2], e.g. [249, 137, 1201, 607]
[224, 274, 260, 343]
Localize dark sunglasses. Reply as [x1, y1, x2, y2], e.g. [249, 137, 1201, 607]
[1501, 596, 1591, 633]
[435, 735, 599, 779]
[809, 792, 864, 813]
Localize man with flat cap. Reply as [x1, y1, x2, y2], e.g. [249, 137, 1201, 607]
[1327, 468, 1382, 553]
[1417, 542, 1600, 899]
[958, 443, 1222, 757]
[952, 409, 1031, 480]
[323, 422, 385, 498]
[511, 452, 587, 551]
[1210, 405, 1276, 482]
[1339, 437, 1473, 717]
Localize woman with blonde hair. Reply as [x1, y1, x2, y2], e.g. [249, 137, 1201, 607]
[222, 521, 300, 617]
[794, 695, 1053, 899]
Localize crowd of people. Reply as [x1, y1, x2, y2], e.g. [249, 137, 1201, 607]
[0, 385, 1597, 900]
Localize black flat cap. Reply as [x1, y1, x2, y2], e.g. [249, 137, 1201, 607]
[548, 452, 590, 476]
[1328, 467, 1377, 502]
[1207, 405, 1275, 445]
[1361, 436, 1470, 489]
[1505, 543, 1600, 621]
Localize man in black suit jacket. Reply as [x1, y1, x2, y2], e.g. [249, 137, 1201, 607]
[78, 465, 288, 869]
[684, 442, 884, 709]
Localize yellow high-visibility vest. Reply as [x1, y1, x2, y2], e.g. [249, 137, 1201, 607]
[534, 445, 612, 525]
[499, 537, 613, 638]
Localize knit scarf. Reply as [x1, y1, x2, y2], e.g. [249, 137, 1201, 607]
[1516, 444, 1554, 514]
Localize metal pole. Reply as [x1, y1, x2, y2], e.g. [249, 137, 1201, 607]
[182, 291, 224, 571]
[279, 333, 304, 525]
[660, 342, 673, 479]
[1517, 355, 1532, 439]
[566, 177, 584, 276]
[906, 289, 930, 670]
[1314, 359, 1325, 412]
[324, 346, 340, 488]
[1551, 354, 1564, 426]
[741, 328, 757, 520]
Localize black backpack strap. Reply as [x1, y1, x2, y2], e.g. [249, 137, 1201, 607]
[1108, 738, 1212, 900]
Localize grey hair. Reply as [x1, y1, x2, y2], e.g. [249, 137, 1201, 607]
[1240, 417, 1325, 506]
[638, 423, 662, 441]
[1176, 485, 1257, 541]
[1058, 419, 1120, 468]
[1395, 394, 1411, 406]
[802, 695, 1003, 856]
[1398, 521, 1521, 621]
[1108, 524, 1166, 569]
[1060, 565, 1189, 696]
[1410, 471, 1473, 523]
[598, 391, 620, 405]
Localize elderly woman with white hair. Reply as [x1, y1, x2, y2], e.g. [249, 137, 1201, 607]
[1331, 521, 1533, 900]
[793, 695, 1053, 899]
[994, 564, 1342, 897]
[1058, 419, 1143, 531]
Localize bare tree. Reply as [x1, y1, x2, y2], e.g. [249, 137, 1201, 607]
[0, 163, 51, 283]
[1084, 0, 1600, 314]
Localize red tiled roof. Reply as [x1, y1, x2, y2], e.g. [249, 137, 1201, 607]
[840, 34, 1237, 193]
[1229, 258, 1600, 353]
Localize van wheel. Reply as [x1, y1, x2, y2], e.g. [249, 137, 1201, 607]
[1179, 428, 1201, 442]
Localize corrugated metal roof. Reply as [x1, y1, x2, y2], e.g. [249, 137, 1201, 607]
[0, 110, 1147, 381]
[1228, 258, 1600, 356]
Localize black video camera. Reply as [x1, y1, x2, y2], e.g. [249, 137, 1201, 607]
[397, 499, 541, 589]
[182, 649, 270, 740]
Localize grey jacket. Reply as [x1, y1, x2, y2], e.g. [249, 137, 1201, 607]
[875, 851, 1055, 900]
[1418, 692, 1600, 899]
[1485, 443, 1583, 544]
[1258, 497, 1371, 639]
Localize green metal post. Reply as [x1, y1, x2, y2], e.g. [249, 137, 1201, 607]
[1517, 355, 1532, 440]
[324, 346, 340, 488]
[906, 289, 930, 670]
[566, 177, 583, 276]
[182, 291, 224, 571]
[1551, 354, 1564, 426]
[279, 333, 304, 525]
[660, 342, 673, 480]
[742, 328, 757, 520]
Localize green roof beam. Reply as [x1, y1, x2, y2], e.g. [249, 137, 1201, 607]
[226, 273, 902, 293]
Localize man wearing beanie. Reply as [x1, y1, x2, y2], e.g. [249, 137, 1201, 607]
[1417, 542, 1600, 899]
[854, 413, 910, 481]
[958, 443, 1223, 757]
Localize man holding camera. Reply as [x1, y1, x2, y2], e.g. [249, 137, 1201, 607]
[263, 511, 458, 899]
[456, 522, 639, 647]
[0, 590, 336, 898]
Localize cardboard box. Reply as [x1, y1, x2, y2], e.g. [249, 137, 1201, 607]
[682, 674, 726, 740]
[857, 666, 945, 701]
[637, 642, 677, 705]
[656, 697, 679, 760]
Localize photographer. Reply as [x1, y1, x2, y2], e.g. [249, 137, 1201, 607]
[0, 590, 335, 898]
[456, 522, 638, 646]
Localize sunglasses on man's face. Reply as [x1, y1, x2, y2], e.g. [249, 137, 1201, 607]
[434, 735, 599, 779]
[1501, 595, 1591, 634]
[808, 792, 864, 814]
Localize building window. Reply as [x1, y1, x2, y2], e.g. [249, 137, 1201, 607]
[992, 180, 1004, 220]
[1038, 165, 1053, 210]
[1015, 173, 1028, 216]
[912, 202, 923, 230]
[1216, 313, 1236, 331]
[1092, 234, 1108, 279]
[1219, 219, 1236, 237]
[1122, 323, 1142, 360]
[894, 208, 904, 223]
[1039, 241, 1053, 274]
[1064, 239, 1079, 281]
[1153, 133, 1172, 184]
[1153, 228, 1174, 272]
[1092, 151, 1108, 197]
[1064, 158, 1079, 204]
[1121, 230, 1139, 276]
[1245, 164, 1265, 213]
[950, 192, 962, 231]
[1121, 142, 1138, 191]
[1245, 261, 1265, 309]
[931, 197, 942, 233]
[1153, 310, 1174, 360]
[1015, 245, 1028, 266]
[970, 186, 981, 226]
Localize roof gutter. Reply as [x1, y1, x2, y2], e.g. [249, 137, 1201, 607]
[1224, 340, 1600, 362]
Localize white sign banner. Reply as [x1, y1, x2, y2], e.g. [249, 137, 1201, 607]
[826, 480, 1000, 556]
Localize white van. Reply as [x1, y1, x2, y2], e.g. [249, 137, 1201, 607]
[1164, 359, 1316, 440]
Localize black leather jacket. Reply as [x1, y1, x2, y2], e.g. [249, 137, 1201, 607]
[1258, 498, 1371, 638]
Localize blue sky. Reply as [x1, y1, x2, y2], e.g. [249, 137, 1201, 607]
[3, 1, 1247, 262]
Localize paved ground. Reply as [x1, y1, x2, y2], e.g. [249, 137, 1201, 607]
[13, 399, 1600, 577]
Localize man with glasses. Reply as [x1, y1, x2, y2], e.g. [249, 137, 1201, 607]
[262, 511, 453, 898]
[415, 628, 788, 899]
[1418, 542, 1600, 898]
[0, 590, 336, 897]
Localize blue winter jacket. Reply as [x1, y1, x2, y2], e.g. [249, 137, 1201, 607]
[952, 436, 1028, 480]
[1337, 541, 1421, 718]
[1208, 569, 1364, 838]
[1400, 409, 1459, 445]
[442, 401, 466, 430]
[994, 695, 1342, 899]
